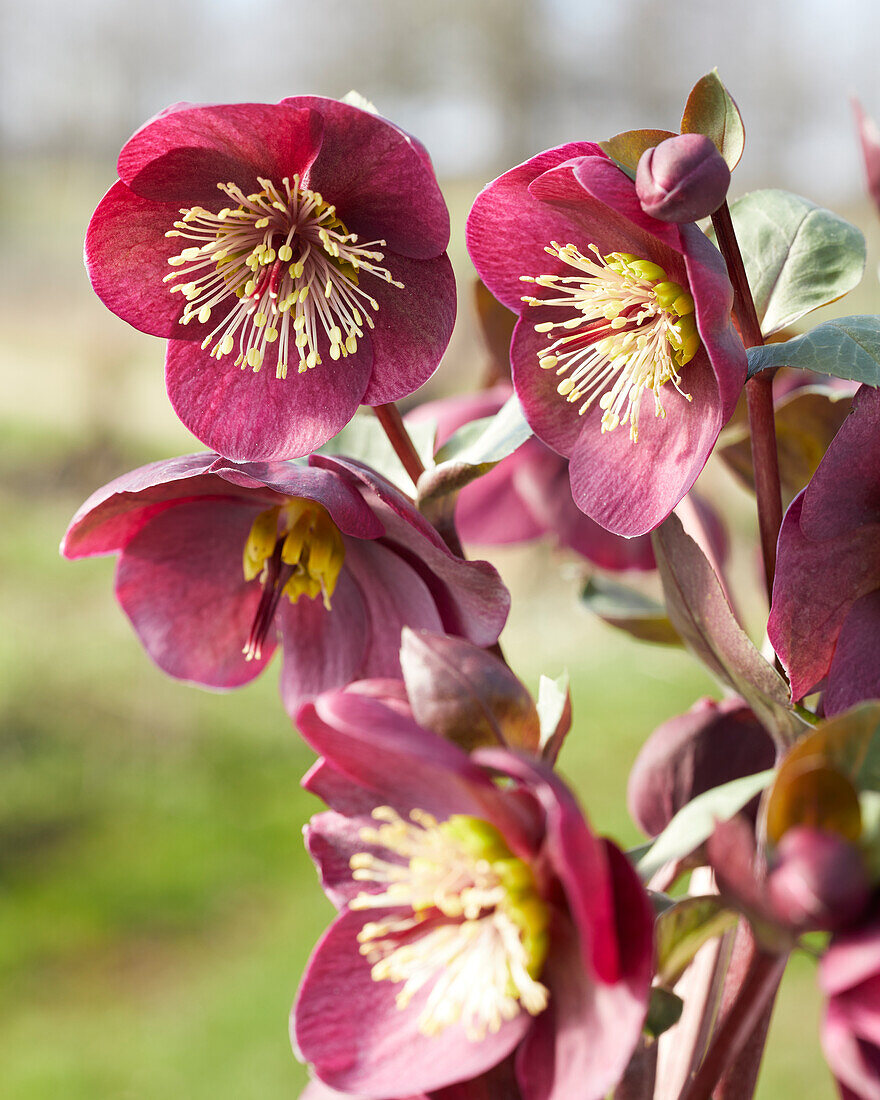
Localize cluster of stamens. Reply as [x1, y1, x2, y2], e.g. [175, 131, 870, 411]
[241, 499, 345, 661]
[165, 176, 403, 379]
[349, 808, 549, 1040]
[520, 244, 700, 442]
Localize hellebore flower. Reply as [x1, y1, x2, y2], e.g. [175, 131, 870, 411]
[85, 98, 456, 460]
[408, 384, 655, 569]
[635, 134, 730, 223]
[769, 386, 880, 714]
[293, 689, 654, 1100]
[820, 915, 880, 1100]
[466, 142, 746, 536]
[61, 454, 508, 716]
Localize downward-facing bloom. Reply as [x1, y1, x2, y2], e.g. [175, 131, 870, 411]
[769, 386, 880, 714]
[293, 689, 653, 1099]
[61, 454, 508, 716]
[85, 98, 456, 460]
[466, 143, 746, 536]
[408, 384, 655, 569]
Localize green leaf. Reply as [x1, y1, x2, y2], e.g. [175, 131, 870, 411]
[536, 672, 571, 763]
[417, 394, 532, 510]
[645, 987, 684, 1038]
[637, 769, 775, 882]
[652, 514, 802, 744]
[680, 70, 745, 170]
[747, 315, 880, 383]
[655, 896, 739, 986]
[707, 190, 865, 337]
[317, 413, 437, 494]
[580, 575, 681, 646]
[599, 128, 677, 180]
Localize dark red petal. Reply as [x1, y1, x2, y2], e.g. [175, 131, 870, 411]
[165, 334, 373, 462]
[293, 909, 529, 1095]
[466, 143, 606, 311]
[360, 252, 456, 406]
[277, 568, 369, 715]
[85, 181, 188, 338]
[118, 103, 323, 206]
[825, 592, 880, 716]
[289, 95, 450, 259]
[115, 498, 274, 687]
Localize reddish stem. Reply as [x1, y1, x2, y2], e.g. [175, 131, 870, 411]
[373, 402, 426, 490]
[710, 202, 783, 599]
[677, 949, 787, 1100]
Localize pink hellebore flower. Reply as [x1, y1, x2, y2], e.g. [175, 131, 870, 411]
[853, 97, 880, 216]
[85, 98, 456, 461]
[769, 386, 880, 714]
[409, 384, 655, 569]
[61, 454, 508, 716]
[293, 689, 654, 1100]
[820, 915, 880, 1100]
[466, 143, 746, 536]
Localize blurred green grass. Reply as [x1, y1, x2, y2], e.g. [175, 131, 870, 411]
[0, 159, 850, 1097]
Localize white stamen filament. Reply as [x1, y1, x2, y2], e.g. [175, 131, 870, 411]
[164, 176, 403, 380]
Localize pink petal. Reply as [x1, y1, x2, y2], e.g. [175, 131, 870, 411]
[515, 914, 648, 1100]
[277, 568, 369, 714]
[466, 143, 605, 311]
[115, 499, 274, 687]
[288, 96, 450, 259]
[564, 347, 722, 536]
[822, 1003, 880, 1100]
[118, 102, 323, 206]
[344, 539, 445, 678]
[165, 332, 373, 461]
[294, 909, 530, 1096]
[360, 252, 456, 406]
[85, 181, 190, 338]
[822, 923, 880, 998]
[455, 456, 548, 546]
[305, 809, 384, 909]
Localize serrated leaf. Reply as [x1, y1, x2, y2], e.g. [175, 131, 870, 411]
[317, 413, 437, 494]
[637, 769, 775, 881]
[417, 394, 532, 513]
[706, 190, 865, 336]
[747, 315, 880, 383]
[599, 128, 677, 180]
[680, 70, 745, 170]
[655, 896, 739, 986]
[652, 514, 802, 743]
[581, 574, 681, 646]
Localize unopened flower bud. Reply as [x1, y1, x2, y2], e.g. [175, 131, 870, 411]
[767, 826, 871, 932]
[635, 134, 731, 223]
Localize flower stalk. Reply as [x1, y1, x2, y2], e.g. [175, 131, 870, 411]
[710, 202, 783, 599]
[373, 401, 426, 490]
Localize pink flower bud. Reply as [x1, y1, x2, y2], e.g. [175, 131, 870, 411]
[636, 134, 731, 223]
[767, 827, 870, 932]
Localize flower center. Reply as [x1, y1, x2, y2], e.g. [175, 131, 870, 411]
[520, 244, 700, 442]
[349, 808, 550, 1040]
[241, 499, 345, 660]
[164, 176, 404, 379]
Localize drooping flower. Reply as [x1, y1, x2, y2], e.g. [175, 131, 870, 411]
[292, 688, 653, 1099]
[61, 454, 508, 716]
[466, 143, 746, 536]
[408, 383, 655, 569]
[769, 386, 880, 714]
[85, 98, 456, 461]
